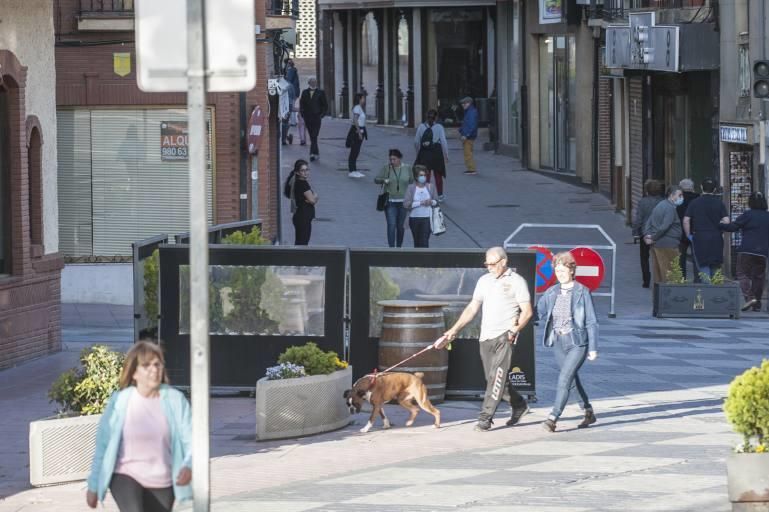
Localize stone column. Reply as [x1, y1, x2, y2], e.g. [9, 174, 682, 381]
[374, 9, 385, 125]
[405, 8, 415, 127]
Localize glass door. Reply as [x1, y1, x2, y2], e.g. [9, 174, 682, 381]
[539, 35, 576, 173]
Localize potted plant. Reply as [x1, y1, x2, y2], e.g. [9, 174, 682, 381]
[724, 360, 769, 508]
[653, 259, 741, 318]
[29, 345, 124, 486]
[256, 342, 351, 440]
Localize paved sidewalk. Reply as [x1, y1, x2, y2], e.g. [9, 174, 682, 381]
[1, 120, 768, 511]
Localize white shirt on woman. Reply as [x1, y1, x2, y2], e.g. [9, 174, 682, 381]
[411, 186, 432, 218]
[352, 105, 366, 128]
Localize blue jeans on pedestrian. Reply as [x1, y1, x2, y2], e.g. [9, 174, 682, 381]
[385, 201, 407, 247]
[549, 333, 591, 421]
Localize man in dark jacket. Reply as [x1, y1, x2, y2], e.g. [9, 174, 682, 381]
[299, 78, 328, 162]
[644, 186, 684, 284]
[633, 179, 664, 288]
[677, 178, 700, 280]
[684, 178, 729, 281]
[458, 96, 479, 175]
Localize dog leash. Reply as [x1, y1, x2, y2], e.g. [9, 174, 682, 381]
[368, 336, 446, 378]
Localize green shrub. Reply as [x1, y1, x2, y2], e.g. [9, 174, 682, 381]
[142, 249, 159, 336]
[277, 342, 342, 376]
[221, 226, 271, 246]
[48, 345, 125, 416]
[665, 258, 685, 284]
[724, 359, 769, 452]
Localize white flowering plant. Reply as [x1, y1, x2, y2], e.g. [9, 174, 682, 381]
[265, 362, 306, 380]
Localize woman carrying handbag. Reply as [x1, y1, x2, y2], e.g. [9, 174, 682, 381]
[403, 166, 439, 248]
[374, 148, 413, 247]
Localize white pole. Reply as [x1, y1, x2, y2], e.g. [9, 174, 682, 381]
[186, 0, 210, 509]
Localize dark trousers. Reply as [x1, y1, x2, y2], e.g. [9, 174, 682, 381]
[478, 333, 527, 422]
[737, 253, 767, 303]
[305, 115, 322, 156]
[549, 333, 590, 420]
[348, 130, 364, 173]
[427, 171, 444, 195]
[384, 201, 407, 247]
[640, 241, 651, 287]
[679, 240, 699, 281]
[293, 213, 312, 245]
[281, 117, 291, 144]
[409, 217, 431, 248]
[110, 473, 174, 512]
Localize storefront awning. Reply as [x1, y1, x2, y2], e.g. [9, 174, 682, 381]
[318, 0, 495, 10]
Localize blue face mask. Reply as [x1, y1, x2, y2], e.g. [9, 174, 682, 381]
[673, 197, 684, 206]
[417, 176, 427, 184]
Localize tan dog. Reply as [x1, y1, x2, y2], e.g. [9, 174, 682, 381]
[343, 371, 441, 433]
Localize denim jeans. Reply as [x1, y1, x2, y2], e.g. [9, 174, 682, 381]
[384, 201, 407, 247]
[549, 333, 590, 420]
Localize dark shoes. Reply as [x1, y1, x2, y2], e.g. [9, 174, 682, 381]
[542, 418, 557, 433]
[753, 301, 762, 312]
[578, 408, 597, 429]
[474, 418, 493, 432]
[506, 404, 530, 426]
[741, 298, 758, 312]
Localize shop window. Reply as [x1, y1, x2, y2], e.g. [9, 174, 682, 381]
[28, 126, 43, 252]
[0, 89, 11, 275]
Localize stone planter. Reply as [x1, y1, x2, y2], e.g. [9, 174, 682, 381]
[727, 453, 769, 510]
[256, 366, 352, 441]
[653, 282, 741, 319]
[29, 414, 101, 486]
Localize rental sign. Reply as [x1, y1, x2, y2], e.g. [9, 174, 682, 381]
[161, 121, 189, 161]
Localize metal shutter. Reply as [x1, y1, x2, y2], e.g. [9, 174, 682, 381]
[57, 110, 94, 257]
[89, 109, 213, 256]
[628, 77, 644, 218]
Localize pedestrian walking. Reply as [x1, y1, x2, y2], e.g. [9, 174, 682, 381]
[285, 58, 300, 124]
[434, 247, 533, 431]
[458, 97, 479, 175]
[347, 93, 367, 178]
[632, 179, 664, 288]
[284, 159, 318, 245]
[644, 186, 684, 284]
[403, 166, 438, 248]
[374, 149, 413, 247]
[720, 191, 769, 312]
[414, 109, 449, 201]
[677, 178, 700, 280]
[537, 251, 598, 433]
[299, 78, 328, 162]
[683, 178, 729, 281]
[86, 341, 192, 512]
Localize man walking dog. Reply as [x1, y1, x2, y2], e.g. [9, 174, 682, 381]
[435, 246, 533, 431]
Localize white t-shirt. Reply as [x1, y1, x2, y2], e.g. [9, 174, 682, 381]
[472, 268, 531, 342]
[411, 186, 432, 218]
[352, 105, 366, 128]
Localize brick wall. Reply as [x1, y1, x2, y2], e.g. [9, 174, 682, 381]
[597, 77, 612, 197]
[54, 0, 278, 238]
[0, 49, 63, 368]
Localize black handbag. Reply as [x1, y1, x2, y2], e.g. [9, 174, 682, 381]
[376, 184, 389, 211]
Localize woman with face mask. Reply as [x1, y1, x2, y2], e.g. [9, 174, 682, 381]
[536, 252, 599, 433]
[403, 165, 438, 248]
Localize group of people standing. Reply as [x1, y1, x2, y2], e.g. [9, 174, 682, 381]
[634, 176, 769, 312]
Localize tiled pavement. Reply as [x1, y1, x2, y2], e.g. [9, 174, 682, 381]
[2, 120, 768, 511]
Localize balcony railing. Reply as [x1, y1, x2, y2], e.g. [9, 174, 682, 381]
[79, 0, 134, 15]
[594, 0, 714, 22]
[268, 0, 299, 18]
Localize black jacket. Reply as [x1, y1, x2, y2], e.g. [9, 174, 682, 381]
[721, 209, 769, 257]
[299, 88, 328, 118]
[677, 191, 699, 242]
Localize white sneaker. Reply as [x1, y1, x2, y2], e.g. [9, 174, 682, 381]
[348, 171, 364, 178]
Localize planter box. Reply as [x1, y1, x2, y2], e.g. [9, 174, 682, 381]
[653, 282, 741, 319]
[727, 453, 769, 507]
[29, 414, 101, 486]
[256, 366, 352, 441]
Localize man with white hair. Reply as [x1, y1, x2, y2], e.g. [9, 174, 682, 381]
[677, 178, 700, 280]
[435, 247, 533, 431]
[299, 78, 328, 162]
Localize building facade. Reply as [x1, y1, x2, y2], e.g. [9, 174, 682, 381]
[53, 0, 281, 260]
[0, 0, 64, 368]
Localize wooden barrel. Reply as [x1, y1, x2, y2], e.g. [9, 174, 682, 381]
[377, 300, 449, 403]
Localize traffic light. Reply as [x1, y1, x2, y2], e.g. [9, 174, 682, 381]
[754, 60, 769, 98]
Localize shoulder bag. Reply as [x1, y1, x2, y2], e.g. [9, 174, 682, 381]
[376, 166, 391, 211]
[430, 204, 447, 235]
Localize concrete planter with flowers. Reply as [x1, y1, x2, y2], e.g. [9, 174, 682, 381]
[256, 342, 351, 441]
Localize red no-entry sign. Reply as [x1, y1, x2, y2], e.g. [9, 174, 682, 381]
[569, 246, 605, 291]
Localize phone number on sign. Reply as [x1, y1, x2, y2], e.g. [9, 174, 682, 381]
[162, 147, 188, 159]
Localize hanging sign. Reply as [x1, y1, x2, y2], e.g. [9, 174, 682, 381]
[720, 125, 749, 144]
[247, 105, 265, 155]
[113, 52, 131, 77]
[160, 121, 189, 161]
[539, 0, 563, 24]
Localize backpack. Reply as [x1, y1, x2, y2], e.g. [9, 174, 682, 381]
[420, 124, 434, 148]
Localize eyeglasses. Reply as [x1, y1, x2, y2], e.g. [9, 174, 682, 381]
[483, 258, 503, 267]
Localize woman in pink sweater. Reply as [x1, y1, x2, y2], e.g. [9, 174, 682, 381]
[87, 342, 192, 511]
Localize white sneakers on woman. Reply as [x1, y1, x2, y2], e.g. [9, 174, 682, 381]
[348, 171, 365, 178]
